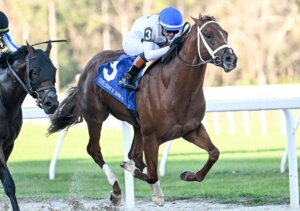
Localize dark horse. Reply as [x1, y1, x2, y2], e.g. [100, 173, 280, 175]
[0, 42, 59, 211]
[49, 15, 237, 206]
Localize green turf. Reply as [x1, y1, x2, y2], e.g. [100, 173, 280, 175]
[0, 110, 299, 206]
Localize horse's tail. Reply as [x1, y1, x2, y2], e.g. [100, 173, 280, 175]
[48, 87, 83, 134]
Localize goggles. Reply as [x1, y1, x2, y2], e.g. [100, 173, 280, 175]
[163, 28, 179, 34]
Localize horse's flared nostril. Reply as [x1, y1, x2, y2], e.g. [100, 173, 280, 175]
[44, 101, 52, 108]
[43, 99, 59, 114]
[222, 52, 237, 72]
[225, 56, 232, 63]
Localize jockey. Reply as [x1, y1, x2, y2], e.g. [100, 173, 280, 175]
[119, 7, 184, 90]
[0, 11, 19, 54]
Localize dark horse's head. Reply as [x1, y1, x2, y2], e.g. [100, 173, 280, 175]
[191, 15, 237, 72]
[2, 42, 59, 114]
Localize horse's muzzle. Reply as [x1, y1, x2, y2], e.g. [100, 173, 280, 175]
[43, 90, 59, 114]
[222, 48, 237, 72]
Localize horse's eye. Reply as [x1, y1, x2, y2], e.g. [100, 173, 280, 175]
[205, 32, 213, 41]
[30, 69, 39, 80]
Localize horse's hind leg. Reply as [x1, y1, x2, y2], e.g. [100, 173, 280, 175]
[86, 121, 121, 206]
[182, 123, 219, 182]
[122, 127, 146, 172]
[0, 145, 20, 211]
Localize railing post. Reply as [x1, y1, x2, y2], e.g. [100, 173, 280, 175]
[49, 129, 67, 180]
[122, 122, 135, 208]
[283, 109, 299, 208]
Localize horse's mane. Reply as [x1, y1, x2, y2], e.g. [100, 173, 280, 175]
[0, 46, 28, 68]
[199, 15, 216, 22]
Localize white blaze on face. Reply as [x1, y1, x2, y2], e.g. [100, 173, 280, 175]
[102, 164, 118, 186]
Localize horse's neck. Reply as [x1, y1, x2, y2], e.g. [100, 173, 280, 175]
[0, 66, 27, 108]
[162, 34, 206, 97]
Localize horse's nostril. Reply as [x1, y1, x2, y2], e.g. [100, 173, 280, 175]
[225, 56, 231, 62]
[44, 101, 52, 108]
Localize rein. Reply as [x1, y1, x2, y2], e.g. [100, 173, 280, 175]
[6, 60, 32, 94]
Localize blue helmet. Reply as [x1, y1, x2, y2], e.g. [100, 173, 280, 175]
[159, 7, 183, 31]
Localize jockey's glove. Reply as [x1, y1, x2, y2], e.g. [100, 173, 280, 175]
[171, 36, 182, 45]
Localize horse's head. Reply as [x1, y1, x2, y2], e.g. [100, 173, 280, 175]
[23, 42, 59, 114]
[191, 15, 237, 72]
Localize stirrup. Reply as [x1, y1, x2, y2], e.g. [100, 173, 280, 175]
[118, 78, 137, 90]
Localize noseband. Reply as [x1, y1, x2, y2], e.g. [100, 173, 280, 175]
[6, 53, 56, 108]
[177, 20, 231, 67]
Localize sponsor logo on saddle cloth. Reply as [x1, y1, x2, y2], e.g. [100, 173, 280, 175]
[94, 54, 143, 111]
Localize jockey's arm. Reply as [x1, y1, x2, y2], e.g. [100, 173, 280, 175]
[2, 32, 18, 52]
[142, 41, 170, 61]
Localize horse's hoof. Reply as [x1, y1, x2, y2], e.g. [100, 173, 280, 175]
[110, 192, 121, 206]
[120, 161, 125, 168]
[180, 171, 195, 181]
[152, 195, 164, 206]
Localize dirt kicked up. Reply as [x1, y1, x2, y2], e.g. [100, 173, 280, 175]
[0, 198, 291, 211]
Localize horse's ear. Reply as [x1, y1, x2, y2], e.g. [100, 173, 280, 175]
[45, 41, 52, 57]
[191, 16, 198, 23]
[26, 41, 35, 55]
[198, 13, 202, 20]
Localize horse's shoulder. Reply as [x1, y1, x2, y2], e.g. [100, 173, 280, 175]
[0, 52, 10, 68]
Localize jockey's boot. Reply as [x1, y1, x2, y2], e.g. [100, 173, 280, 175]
[119, 56, 146, 90]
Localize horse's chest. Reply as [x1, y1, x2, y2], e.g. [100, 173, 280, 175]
[0, 111, 22, 142]
[157, 118, 201, 141]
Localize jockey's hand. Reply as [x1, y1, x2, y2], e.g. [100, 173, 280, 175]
[161, 36, 183, 62]
[171, 36, 182, 45]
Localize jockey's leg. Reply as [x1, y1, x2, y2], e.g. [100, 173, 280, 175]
[119, 55, 146, 90]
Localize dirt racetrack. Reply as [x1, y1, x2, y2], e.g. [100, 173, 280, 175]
[0, 198, 293, 211]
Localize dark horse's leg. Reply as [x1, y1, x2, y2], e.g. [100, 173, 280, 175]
[85, 120, 122, 206]
[0, 144, 20, 211]
[182, 123, 220, 182]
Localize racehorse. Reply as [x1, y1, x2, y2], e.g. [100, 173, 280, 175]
[48, 14, 237, 206]
[0, 42, 59, 211]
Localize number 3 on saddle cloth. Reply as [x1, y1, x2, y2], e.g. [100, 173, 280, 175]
[94, 54, 142, 124]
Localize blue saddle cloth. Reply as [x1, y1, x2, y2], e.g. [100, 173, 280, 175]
[94, 54, 142, 111]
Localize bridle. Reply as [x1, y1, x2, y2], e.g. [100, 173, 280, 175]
[6, 52, 56, 108]
[177, 20, 231, 67]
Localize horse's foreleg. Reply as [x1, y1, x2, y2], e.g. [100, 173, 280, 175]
[182, 123, 219, 182]
[0, 146, 20, 211]
[86, 122, 121, 206]
[122, 135, 164, 206]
